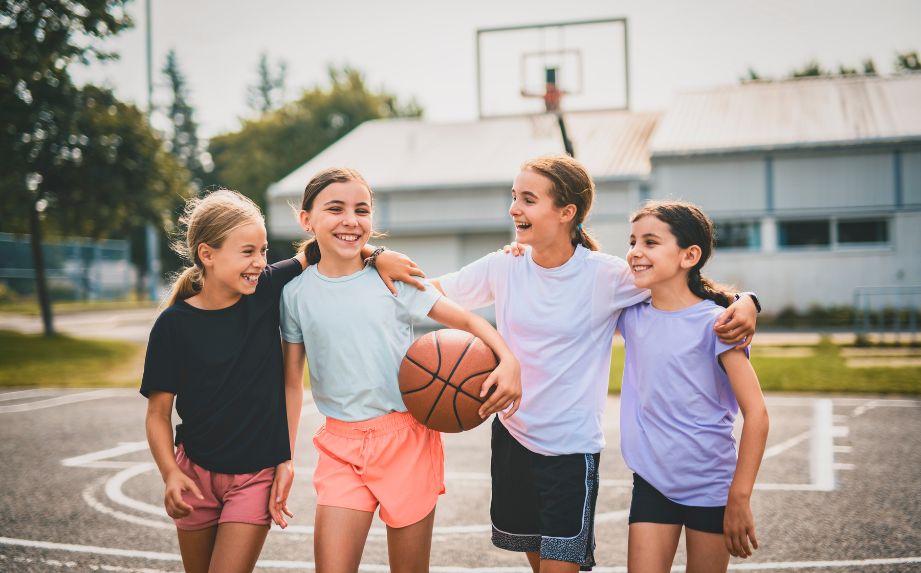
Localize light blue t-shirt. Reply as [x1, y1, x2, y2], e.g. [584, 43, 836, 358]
[618, 299, 745, 507]
[280, 266, 441, 422]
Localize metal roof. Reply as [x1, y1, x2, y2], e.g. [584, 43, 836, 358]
[649, 74, 921, 158]
[267, 110, 660, 199]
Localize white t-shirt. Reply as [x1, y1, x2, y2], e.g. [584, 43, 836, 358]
[439, 245, 648, 455]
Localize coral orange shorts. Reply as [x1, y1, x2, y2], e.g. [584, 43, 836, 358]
[172, 445, 274, 530]
[313, 411, 445, 528]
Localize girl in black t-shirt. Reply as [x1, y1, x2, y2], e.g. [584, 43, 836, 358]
[141, 190, 423, 573]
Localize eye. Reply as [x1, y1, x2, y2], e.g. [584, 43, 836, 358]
[327, 206, 342, 213]
[356, 208, 371, 215]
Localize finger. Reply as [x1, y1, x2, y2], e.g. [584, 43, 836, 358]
[724, 534, 733, 556]
[501, 399, 519, 419]
[382, 276, 397, 296]
[502, 245, 512, 253]
[480, 373, 498, 398]
[737, 332, 754, 349]
[408, 266, 427, 278]
[403, 275, 426, 291]
[749, 527, 759, 550]
[186, 480, 205, 500]
[282, 503, 295, 519]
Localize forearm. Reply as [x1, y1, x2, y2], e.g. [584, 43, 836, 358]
[284, 379, 303, 457]
[729, 408, 769, 500]
[282, 343, 306, 456]
[145, 411, 180, 482]
[455, 313, 515, 363]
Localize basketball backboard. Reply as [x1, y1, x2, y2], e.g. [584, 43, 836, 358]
[476, 18, 629, 118]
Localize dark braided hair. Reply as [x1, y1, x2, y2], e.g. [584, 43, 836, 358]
[630, 200, 733, 308]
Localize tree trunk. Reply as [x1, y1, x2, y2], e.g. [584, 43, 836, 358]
[28, 204, 55, 337]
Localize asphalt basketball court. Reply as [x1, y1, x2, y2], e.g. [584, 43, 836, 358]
[1, 388, 919, 572]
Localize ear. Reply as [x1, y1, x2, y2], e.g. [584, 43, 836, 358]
[558, 203, 577, 224]
[299, 210, 312, 233]
[197, 242, 215, 269]
[680, 245, 703, 269]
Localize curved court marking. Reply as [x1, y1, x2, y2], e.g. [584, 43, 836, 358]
[92, 461, 630, 536]
[2, 537, 920, 571]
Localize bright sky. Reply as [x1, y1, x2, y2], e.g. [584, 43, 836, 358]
[72, 0, 919, 139]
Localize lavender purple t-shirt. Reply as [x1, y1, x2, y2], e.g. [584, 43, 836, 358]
[618, 298, 745, 507]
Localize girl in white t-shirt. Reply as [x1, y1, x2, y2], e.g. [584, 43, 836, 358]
[432, 155, 759, 572]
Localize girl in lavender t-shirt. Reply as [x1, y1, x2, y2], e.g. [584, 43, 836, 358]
[618, 200, 769, 571]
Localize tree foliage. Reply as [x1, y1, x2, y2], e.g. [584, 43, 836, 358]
[1, 0, 133, 225]
[162, 49, 206, 187]
[206, 65, 422, 210]
[246, 52, 287, 115]
[743, 50, 921, 82]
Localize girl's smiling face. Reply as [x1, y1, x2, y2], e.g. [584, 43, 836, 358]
[301, 179, 373, 264]
[509, 169, 575, 250]
[199, 222, 268, 297]
[627, 215, 699, 290]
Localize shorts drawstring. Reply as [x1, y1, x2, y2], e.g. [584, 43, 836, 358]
[354, 427, 375, 476]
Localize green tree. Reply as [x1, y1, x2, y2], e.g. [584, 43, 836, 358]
[207, 65, 422, 212]
[790, 59, 825, 78]
[247, 52, 287, 114]
[0, 0, 133, 335]
[895, 51, 920, 72]
[162, 49, 206, 187]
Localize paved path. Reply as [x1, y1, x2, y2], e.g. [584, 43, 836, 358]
[0, 390, 919, 572]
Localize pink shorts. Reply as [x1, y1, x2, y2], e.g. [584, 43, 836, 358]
[172, 445, 275, 530]
[313, 411, 445, 528]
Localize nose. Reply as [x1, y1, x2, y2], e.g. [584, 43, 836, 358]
[509, 199, 521, 217]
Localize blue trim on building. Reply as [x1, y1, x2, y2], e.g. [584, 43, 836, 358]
[765, 156, 774, 213]
[894, 150, 903, 208]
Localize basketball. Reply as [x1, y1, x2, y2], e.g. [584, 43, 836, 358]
[399, 329, 498, 433]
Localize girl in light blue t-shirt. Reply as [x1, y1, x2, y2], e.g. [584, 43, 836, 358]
[276, 167, 521, 573]
[619, 200, 769, 571]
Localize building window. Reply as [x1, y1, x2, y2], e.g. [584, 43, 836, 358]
[778, 220, 831, 247]
[715, 221, 761, 250]
[837, 219, 888, 245]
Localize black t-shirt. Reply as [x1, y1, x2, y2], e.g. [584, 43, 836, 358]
[140, 258, 302, 474]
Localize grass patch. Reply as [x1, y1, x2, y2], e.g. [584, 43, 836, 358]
[608, 338, 921, 394]
[0, 330, 142, 387]
[0, 299, 157, 316]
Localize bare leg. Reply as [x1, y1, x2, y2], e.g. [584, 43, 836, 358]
[315, 505, 374, 573]
[206, 522, 269, 573]
[526, 552, 541, 573]
[685, 528, 730, 573]
[628, 523, 682, 573]
[539, 559, 580, 573]
[386, 507, 436, 573]
[177, 526, 217, 573]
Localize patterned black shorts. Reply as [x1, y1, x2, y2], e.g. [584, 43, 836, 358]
[489, 418, 600, 571]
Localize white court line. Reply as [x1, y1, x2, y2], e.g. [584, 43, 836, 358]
[811, 399, 835, 491]
[2, 537, 920, 571]
[0, 389, 59, 402]
[82, 477, 174, 531]
[63, 441, 150, 467]
[0, 389, 129, 414]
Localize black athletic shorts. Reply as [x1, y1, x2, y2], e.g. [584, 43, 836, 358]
[489, 418, 600, 571]
[628, 473, 725, 534]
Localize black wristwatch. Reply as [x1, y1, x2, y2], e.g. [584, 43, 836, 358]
[735, 292, 762, 313]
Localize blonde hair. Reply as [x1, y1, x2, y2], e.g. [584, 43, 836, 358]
[165, 190, 265, 306]
[298, 167, 373, 265]
[521, 155, 600, 251]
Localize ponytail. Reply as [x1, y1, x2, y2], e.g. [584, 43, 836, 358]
[297, 238, 322, 266]
[164, 265, 203, 307]
[688, 269, 733, 308]
[572, 224, 600, 251]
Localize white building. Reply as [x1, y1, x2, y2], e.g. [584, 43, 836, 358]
[267, 111, 660, 278]
[649, 75, 921, 310]
[267, 74, 921, 311]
